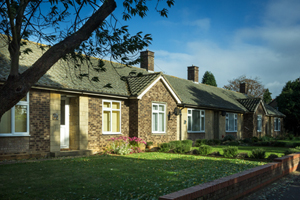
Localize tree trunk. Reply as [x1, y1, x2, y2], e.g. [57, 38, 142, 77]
[0, 0, 117, 119]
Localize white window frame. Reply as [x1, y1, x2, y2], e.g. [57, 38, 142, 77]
[274, 117, 281, 131]
[187, 108, 205, 132]
[226, 113, 238, 132]
[152, 103, 166, 134]
[0, 93, 30, 137]
[257, 115, 262, 132]
[102, 100, 121, 134]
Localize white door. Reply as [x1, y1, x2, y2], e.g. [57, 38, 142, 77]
[60, 98, 69, 149]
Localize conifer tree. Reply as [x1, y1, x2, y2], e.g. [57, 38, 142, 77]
[202, 71, 217, 87]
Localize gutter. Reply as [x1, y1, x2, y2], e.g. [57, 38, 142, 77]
[178, 103, 246, 114]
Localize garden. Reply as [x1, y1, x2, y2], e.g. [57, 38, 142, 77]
[1, 134, 299, 200]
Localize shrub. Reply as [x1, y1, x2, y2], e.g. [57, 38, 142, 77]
[159, 143, 171, 152]
[293, 142, 300, 148]
[169, 141, 181, 149]
[107, 136, 146, 155]
[146, 141, 153, 146]
[287, 133, 295, 140]
[174, 144, 191, 154]
[223, 135, 235, 142]
[251, 137, 259, 143]
[284, 146, 300, 155]
[213, 139, 221, 145]
[198, 145, 212, 155]
[227, 141, 239, 146]
[250, 148, 266, 159]
[261, 136, 274, 142]
[206, 139, 215, 146]
[181, 140, 193, 148]
[223, 146, 239, 158]
[243, 138, 251, 143]
[273, 141, 286, 147]
[267, 154, 279, 160]
[195, 139, 207, 147]
[261, 141, 270, 146]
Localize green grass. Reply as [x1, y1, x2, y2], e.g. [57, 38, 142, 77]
[193, 145, 289, 157]
[0, 153, 266, 200]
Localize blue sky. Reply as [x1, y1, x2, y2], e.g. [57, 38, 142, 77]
[111, 0, 300, 98]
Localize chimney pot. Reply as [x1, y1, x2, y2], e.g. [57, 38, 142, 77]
[187, 66, 199, 82]
[140, 50, 154, 72]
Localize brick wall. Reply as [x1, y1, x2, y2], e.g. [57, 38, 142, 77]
[134, 79, 178, 145]
[159, 153, 300, 200]
[0, 89, 50, 156]
[243, 113, 254, 138]
[88, 97, 130, 152]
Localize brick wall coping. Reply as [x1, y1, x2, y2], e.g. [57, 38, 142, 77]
[159, 153, 300, 200]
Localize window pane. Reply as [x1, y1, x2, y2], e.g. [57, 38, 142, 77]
[278, 119, 281, 130]
[201, 116, 205, 131]
[192, 110, 200, 131]
[103, 111, 110, 132]
[226, 118, 229, 131]
[153, 105, 158, 111]
[61, 100, 65, 125]
[0, 110, 11, 133]
[234, 118, 237, 131]
[159, 113, 164, 132]
[15, 105, 27, 132]
[112, 102, 120, 109]
[153, 113, 158, 131]
[188, 110, 191, 114]
[188, 116, 192, 131]
[201, 111, 205, 116]
[229, 114, 234, 131]
[112, 111, 120, 132]
[159, 105, 164, 111]
[103, 102, 111, 108]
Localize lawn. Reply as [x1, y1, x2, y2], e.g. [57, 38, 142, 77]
[192, 145, 289, 157]
[0, 153, 266, 200]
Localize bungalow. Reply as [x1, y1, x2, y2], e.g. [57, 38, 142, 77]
[0, 40, 285, 160]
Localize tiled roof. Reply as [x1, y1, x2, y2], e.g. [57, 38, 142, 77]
[127, 73, 161, 96]
[265, 104, 285, 117]
[0, 40, 130, 96]
[237, 98, 261, 112]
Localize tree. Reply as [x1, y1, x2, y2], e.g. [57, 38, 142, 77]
[201, 71, 217, 87]
[263, 88, 272, 104]
[0, 0, 175, 119]
[223, 75, 265, 98]
[277, 78, 300, 135]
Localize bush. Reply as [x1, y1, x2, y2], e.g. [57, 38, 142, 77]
[198, 145, 212, 155]
[267, 154, 279, 160]
[250, 148, 266, 159]
[273, 141, 286, 147]
[293, 142, 300, 148]
[261, 141, 271, 146]
[159, 143, 171, 152]
[181, 140, 193, 148]
[206, 139, 215, 145]
[195, 139, 207, 147]
[227, 141, 239, 146]
[284, 146, 300, 155]
[243, 138, 251, 143]
[261, 136, 274, 142]
[252, 137, 259, 143]
[223, 135, 235, 142]
[213, 139, 221, 145]
[287, 133, 295, 140]
[169, 141, 181, 149]
[223, 146, 239, 158]
[174, 144, 191, 154]
[146, 141, 153, 146]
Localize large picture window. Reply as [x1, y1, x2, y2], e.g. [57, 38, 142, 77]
[0, 93, 30, 136]
[152, 103, 166, 133]
[274, 117, 281, 131]
[226, 113, 237, 132]
[103, 100, 121, 134]
[187, 109, 205, 132]
[257, 115, 262, 132]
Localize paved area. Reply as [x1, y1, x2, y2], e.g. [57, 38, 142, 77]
[241, 169, 300, 200]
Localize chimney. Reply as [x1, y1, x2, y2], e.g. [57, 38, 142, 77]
[187, 65, 199, 82]
[140, 50, 154, 72]
[240, 83, 247, 94]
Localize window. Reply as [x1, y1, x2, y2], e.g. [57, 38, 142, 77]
[226, 113, 237, 132]
[0, 93, 30, 136]
[102, 100, 121, 134]
[187, 109, 205, 132]
[257, 115, 262, 132]
[274, 118, 281, 131]
[152, 103, 166, 133]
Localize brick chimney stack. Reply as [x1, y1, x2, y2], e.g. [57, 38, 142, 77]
[240, 83, 248, 94]
[140, 50, 154, 72]
[187, 66, 199, 82]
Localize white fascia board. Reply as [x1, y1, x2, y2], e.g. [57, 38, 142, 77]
[137, 76, 181, 104]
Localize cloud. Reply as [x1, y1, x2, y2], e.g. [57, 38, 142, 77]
[153, 0, 300, 98]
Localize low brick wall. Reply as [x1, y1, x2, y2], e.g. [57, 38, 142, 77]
[159, 153, 300, 200]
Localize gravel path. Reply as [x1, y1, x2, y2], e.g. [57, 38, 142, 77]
[241, 169, 300, 200]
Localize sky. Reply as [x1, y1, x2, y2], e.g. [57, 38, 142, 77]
[111, 0, 300, 98]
